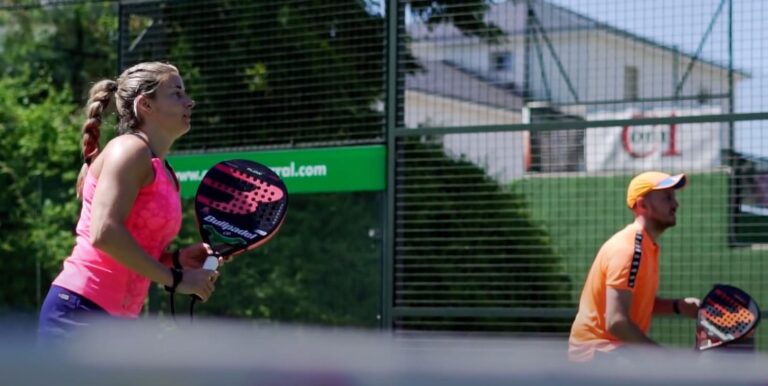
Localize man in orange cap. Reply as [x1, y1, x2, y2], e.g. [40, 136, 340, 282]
[568, 171, 701, 362]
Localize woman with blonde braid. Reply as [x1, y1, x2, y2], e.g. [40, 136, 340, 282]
[38, 62, 218, 342]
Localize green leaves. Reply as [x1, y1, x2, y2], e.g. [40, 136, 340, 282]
[0, 3, 115, 312]
[0, 0, 530, 328]
[243, 63, 269, 92]
[153, 193, 382, 327]
[0, 74, 81, 311]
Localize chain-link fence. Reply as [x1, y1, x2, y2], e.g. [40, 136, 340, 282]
[3, 0, 768, 350]
[390, 0, 768, 349]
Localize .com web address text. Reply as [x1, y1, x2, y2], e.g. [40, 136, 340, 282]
[176, 162, 328, 182]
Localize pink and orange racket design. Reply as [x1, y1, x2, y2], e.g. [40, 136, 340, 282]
[195, 160, 288, 270]
[696, 284, 760, 351]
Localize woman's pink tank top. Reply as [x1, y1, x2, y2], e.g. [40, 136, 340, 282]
[53, 158, 182, 318]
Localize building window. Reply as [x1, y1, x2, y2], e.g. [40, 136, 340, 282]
[491, 52, 514, 72]
[624, 66, 639, 100]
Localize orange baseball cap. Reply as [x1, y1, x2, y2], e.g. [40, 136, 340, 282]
[626, 171, 687, 209]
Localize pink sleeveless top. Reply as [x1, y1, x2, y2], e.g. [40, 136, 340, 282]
[53, 158, 182, 318]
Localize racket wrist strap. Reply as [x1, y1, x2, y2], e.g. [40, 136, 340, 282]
[172, 249, 183, 269]
[164, 268, 183, 293]
[673, 299, 681, 315]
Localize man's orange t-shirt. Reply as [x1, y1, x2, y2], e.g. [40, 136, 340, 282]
[568, 222, 660, 361]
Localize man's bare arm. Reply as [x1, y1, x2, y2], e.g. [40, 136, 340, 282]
[606, 287, 659, 345]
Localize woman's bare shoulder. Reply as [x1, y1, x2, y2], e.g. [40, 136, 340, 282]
[89, 135, 154, 181]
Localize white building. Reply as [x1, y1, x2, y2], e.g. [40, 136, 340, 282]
[405, 0, 747, 178]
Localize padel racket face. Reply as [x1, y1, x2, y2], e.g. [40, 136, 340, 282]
[696, 284, 760, 351]
[194, 160, 288, 258]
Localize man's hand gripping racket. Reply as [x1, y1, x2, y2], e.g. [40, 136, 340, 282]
[193, 160, 288, 304]
[696, 284, 760, 351]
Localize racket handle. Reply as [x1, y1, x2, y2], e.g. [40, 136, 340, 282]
[203, 255, 219, 270]
[191, 255, 219, 302]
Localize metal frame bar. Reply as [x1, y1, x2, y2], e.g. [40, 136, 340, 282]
[548, 93, 731, 107]
[393, 112, 768, 136]
[394, 307, 575, 319]
[117, 1, 123, 72]
[727, 0, 738, 246]
[527, 2, 580, 102]
[529, 25, 553, 101]
[673, 0, 727, 97]
[728, 0, 735, 148]
[382, 0, 399, 330]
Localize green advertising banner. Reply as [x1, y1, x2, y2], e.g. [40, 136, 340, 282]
[168, 145, 385, 198]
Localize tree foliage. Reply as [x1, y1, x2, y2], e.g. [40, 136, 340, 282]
[395, 137, 571, 333]
[0, 3, 116, 312]
[1, 1, 568, 334]
[0, 74, 81, 312]
[152, 193, 383, 327]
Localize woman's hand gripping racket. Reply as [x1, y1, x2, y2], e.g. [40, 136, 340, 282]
[195, 159, 288, 272]
[696, 284, 760, 351]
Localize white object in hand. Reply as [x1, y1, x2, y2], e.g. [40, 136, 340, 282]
[203, 255, 219, 270]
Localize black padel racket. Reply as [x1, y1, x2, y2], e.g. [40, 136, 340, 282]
[195, 159, 288, 270]
[696, 284, 760, 351]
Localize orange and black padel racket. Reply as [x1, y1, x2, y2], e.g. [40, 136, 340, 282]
[696, 284, 760, 351]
